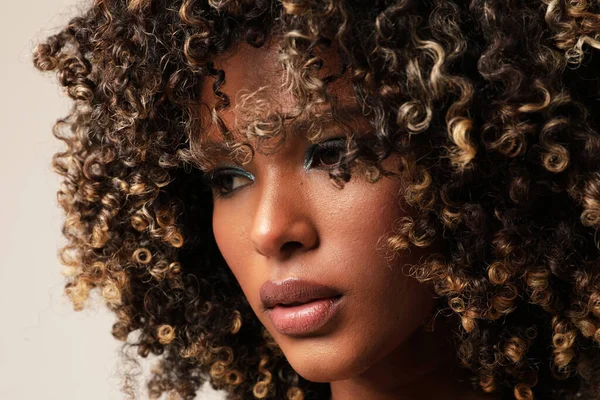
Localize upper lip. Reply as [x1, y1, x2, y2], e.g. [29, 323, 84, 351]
[260, 278, 342, 310]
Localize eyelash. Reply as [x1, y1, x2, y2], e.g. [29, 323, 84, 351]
[204, 137, 347, 199]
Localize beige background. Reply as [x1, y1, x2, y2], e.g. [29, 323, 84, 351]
[0, 0, 225, 398]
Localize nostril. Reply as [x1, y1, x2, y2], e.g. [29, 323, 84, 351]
[280, 241, 303, 254]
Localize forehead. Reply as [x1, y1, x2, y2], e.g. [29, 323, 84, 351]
[197, 37, 366, 141]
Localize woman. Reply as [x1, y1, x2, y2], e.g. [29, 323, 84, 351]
[33, 0, 600, 399]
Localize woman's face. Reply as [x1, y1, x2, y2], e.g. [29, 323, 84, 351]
[199, 40, 436, 383]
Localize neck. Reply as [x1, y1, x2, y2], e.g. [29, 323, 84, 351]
[329, 319, 485, 400]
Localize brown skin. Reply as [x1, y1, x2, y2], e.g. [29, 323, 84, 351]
[199, 39, 493, 400]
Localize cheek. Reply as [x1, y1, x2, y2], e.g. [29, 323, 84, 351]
[318, 174, 403, 270]
[212, 207, 241, 268]
[335, 177, 430, 311]
[212, 205, 262, 303]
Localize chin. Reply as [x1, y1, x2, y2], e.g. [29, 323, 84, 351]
[282, 342, 374, 383]
[290, 362, 356, 383]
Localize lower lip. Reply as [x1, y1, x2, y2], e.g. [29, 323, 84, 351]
[267, 296, 342, 336]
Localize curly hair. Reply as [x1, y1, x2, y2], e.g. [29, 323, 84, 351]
[33, 0, 600, 398]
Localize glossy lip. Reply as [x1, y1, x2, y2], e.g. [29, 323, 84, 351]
[260, 278, 343, 336]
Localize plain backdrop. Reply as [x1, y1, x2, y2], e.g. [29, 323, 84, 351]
[0, 0, 225, 398]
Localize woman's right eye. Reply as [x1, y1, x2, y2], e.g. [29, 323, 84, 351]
[204, 168, 254, 198]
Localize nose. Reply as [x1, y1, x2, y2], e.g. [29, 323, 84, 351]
[250, 177, 319, 260]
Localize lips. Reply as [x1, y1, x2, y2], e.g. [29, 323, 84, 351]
[259, 278, 342, 310]
[260, 278, 343, 336]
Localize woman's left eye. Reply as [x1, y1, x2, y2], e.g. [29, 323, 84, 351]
[305, 138, 347, 169]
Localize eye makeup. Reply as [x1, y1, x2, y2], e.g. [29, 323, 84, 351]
[203, 164, 255, 198]
[203, 136, 352, 198]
